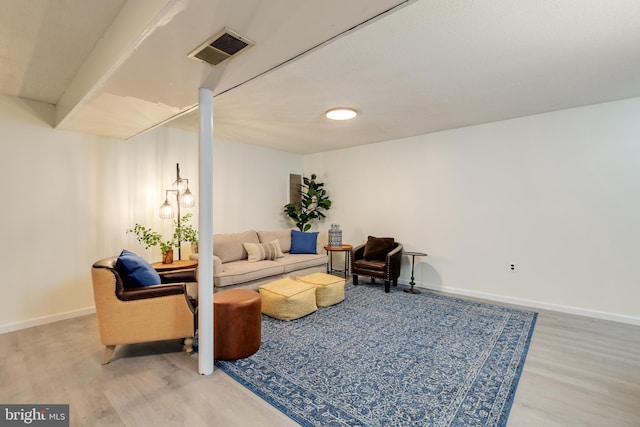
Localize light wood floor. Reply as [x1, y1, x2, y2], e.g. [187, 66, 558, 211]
[1, 287, 639, 426]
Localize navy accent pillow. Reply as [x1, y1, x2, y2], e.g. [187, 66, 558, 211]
[115, 249, 161, 288]
[289, 230, 318, 254]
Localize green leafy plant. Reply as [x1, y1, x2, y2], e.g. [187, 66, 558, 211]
[127, 224, 173, 254]
[283, 173, 332, 232]
[172, 213, 198, 246]
[128, 213, 198, 255]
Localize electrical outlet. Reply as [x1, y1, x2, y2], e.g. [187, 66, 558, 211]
[510, 264, 515, 271]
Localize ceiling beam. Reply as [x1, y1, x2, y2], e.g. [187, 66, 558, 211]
[55, 0, 188, 129]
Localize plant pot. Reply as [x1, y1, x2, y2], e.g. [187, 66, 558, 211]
[191, 243, 198, 254]
[162, 249, 174, 264]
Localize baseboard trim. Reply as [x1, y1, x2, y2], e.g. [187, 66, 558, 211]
[0, 306, 96, 335]
[3, 283, 639, 333]
[397, 280, 640, 326]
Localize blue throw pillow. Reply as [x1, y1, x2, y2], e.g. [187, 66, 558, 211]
[290, 230, 318, 254]
[115, 249, 161, 288]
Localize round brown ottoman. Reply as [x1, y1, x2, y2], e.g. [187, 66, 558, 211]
[214, 289, 262, 360]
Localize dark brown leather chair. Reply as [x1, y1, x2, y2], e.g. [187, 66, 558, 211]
[351, 236, 403, 293]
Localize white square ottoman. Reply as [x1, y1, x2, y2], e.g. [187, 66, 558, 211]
[295, 272, 345, 307]
[259, 277, 317, 321]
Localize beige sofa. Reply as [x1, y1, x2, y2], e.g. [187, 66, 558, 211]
[191, 229, 328, 291]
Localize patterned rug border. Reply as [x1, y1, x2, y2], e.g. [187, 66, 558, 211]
[216, 285, 537, 427]
[493, 306, 537, 427]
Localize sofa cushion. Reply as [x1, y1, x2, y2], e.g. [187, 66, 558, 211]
[214, 260, 284, 288]
[214, 230, 260, 263]
[115, 249, 161, 288]
[290, 230, 318, 254]
[257, 229, 292, 253]
[363, 236, 395, 261]
[243, 240, 284, 262]
[275, 253, 328, 274]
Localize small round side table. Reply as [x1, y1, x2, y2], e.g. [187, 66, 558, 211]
[324, 244, 353, 279]
[151, 259, 198, 271]
[403, 251, 427, 294]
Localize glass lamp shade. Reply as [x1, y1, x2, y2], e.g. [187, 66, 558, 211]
[159, 200, 174, 219]
[180, 188, 195, 208]
[176, 179, 188, 194]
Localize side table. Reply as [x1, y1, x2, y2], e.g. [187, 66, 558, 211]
[324, 244, 353, 279]
[402, 251, 427, 294]
[151, 259, 198, 272]
[152, 259, 198, 295]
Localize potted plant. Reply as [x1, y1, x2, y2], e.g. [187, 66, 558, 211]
[127, 213, 198, 263]
[283, 173, 332, 231]
[127, 224, 175, 263]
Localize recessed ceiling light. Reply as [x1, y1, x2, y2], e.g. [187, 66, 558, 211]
[325, 107, 358, 120]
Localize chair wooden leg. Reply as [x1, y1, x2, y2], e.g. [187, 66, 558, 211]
[393, 278, 398, 287]
[102, 345, 116, 365]
[184, 337, 194, 354]
[384, 281, 390, 293]
[352, 274, 359, 286]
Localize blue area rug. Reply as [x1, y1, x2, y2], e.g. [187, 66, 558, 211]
[216, 284, 537, 426]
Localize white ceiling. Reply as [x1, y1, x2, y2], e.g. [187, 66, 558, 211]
[2, 0, 640, 154]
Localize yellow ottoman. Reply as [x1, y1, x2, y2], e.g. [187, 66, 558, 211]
[259, 277, 317, 321]
[295, 272, 345, 307]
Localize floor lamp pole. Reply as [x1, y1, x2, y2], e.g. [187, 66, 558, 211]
[175, 163, 182, 260]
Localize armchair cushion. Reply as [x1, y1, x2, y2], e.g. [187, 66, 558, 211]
[115, 250, 161, 288]
[363, 236, 395, 261]
[353, 258, 386, 271]
[290, 230, 318, 254]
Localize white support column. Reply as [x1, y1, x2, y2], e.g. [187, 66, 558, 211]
[197, 87, 214, 375]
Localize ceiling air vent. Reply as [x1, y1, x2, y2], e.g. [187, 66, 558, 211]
[188, 28, 254, 66]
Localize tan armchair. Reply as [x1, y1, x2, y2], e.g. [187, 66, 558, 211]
[351, 236, 403, 293]
[91, 257, 195, 364]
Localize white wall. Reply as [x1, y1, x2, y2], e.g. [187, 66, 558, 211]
[99, 127, 303, 263]
[210, 137, 302, 233]
[3, 90, 637, 330]
[0, 95, 101, 331]
[306, 97, 640, 324]
[0, 94, 303, 332]
[95, 127, 202, 262]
